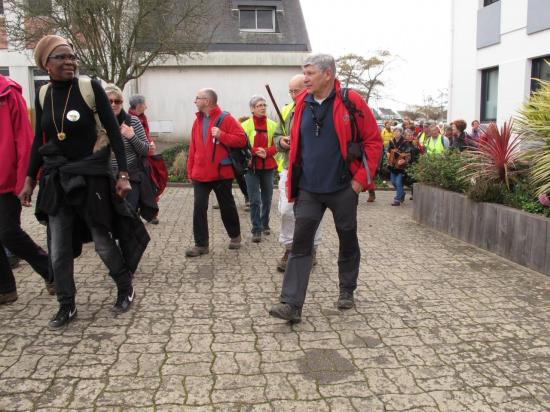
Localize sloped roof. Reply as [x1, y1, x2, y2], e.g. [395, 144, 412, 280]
[207, 0, 311, 52]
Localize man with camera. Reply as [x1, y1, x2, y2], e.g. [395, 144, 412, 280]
[269, 54, 382, 323]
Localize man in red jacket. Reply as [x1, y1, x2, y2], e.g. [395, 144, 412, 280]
[269, 54, 383, 323]
[186, 88, 248, 257]
[0, 75, 53, 304]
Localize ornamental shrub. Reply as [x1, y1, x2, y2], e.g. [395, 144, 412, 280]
[407, 150, 469, 193]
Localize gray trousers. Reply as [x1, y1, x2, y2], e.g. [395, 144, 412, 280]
[280, 186, 360, 308]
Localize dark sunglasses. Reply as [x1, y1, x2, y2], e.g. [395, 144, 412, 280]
[109, 99, 123, 105]
[48, 53, 78, 61]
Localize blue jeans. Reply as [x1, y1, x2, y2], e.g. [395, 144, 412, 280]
[245, 169, 275, 234]
[390, 172, 404, 202]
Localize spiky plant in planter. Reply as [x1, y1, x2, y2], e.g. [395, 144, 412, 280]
[515, 72, 550, 197]
[460, 120, 523, 193]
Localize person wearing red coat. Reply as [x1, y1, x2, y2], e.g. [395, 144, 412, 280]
[269, 54, 383, 323]
[0, 75, 52, 304]
[185, 88, 247, 257]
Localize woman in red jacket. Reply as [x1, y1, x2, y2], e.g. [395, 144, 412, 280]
[241, 96, 278, 243]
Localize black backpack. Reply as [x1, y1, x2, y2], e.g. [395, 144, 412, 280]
[212, 111, 252, 177]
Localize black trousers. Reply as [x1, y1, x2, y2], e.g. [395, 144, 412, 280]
[193, 180, 241, 247]
[236, 173, 249, 201]
[0, 193, 51, 294]
[280, 186, 360, 307]
[48, 204, 132, 305]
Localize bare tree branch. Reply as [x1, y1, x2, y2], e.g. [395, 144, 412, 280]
[5, 0, 218, 88]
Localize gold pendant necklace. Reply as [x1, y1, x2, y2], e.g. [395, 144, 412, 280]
[51, 84, 73, 141]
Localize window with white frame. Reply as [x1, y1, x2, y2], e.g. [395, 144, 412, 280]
[481, 67, 498, 122]
[0, 67, 9, 76]
[239, 7, 276, 32]
[483, 0, 499, 6]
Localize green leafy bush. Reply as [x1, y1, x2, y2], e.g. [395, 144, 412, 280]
[503, 178, 550, 217]
[407, 150, 469, 193]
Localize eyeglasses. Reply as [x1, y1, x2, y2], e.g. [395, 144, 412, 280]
[195, 97, 208, 101]
[255, 103, 267, 108]
[289, 89, 301, 95]
[109, 99, 123, 105]
[48, 54, 78, 61]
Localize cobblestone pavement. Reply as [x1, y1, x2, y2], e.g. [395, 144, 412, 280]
[1, 188, 549, 411]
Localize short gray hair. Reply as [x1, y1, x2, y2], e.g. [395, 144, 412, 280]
[249, 95, 266, 109]
[129, 94, 146, 109]
[303, 54, 336, 77]
[203, 88, 218, 105]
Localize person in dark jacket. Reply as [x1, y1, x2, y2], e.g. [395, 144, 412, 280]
[106, 84, 157, 218]
[19, 35, 145, 329]
[0, 74, 53, 305]
[387, 127, 419, 206]
[451, 119, 468, 151]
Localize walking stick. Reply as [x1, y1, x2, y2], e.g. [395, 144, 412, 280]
[265, 84, 286, 135]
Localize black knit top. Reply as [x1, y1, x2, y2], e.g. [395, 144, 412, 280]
[27, 78, 127, 178]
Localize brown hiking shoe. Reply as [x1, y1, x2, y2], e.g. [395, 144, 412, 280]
[185, 246, 209, 257]
[228, 235, 242, 250]
[367, 190, 376, 202]
[252, 232, 261, 243]
[277, 249, 290, 272]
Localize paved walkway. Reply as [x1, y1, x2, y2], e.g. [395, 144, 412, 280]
[1, 188, 549, 411]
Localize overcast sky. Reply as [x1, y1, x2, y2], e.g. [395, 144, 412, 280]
[300, 0, 452, 111]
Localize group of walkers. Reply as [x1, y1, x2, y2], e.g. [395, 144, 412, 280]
[4, 33, 450, 327]
[185, 53, 382, 323]
[380, 117, 483, 207]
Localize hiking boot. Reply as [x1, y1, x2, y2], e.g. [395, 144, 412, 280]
[149, 217, 159, 225]
[277, 249, 290, 272]
[263, 226, 271, 235]
[244, 200, 251, 211]
[185, 246, 209, 257]
[337, 291, 355, 310]
[391, 201, 401, 206]
[48, 304, 77, 329]
[213, 204, 220, 209]
[45, 280, 56, 295]
[0, 290, 18, 305]
[112, 287, 135, 314]
[228, 235, 242, 250]
[252, 232, 261, 243]
[367, 191, 376, 202]
[312, 249, 318, 267]
[269, 303, 302, 323]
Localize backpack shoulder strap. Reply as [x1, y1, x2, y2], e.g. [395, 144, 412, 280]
[214, 111, 230, 128]
[38, 83, 50, 109]
[78, 78, 96, 112]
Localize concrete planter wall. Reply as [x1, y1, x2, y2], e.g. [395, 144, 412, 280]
[413, 183, 550, 276]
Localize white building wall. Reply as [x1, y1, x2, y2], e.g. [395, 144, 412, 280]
[135, 52, 308, 142]
[449, 0, 550, 126]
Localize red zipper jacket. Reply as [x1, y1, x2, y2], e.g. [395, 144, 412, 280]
[0, 75, 34, 196]
[250, 115, 277, 170]
[286, 79, 382, 201]
[187, 106, 247, 182]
